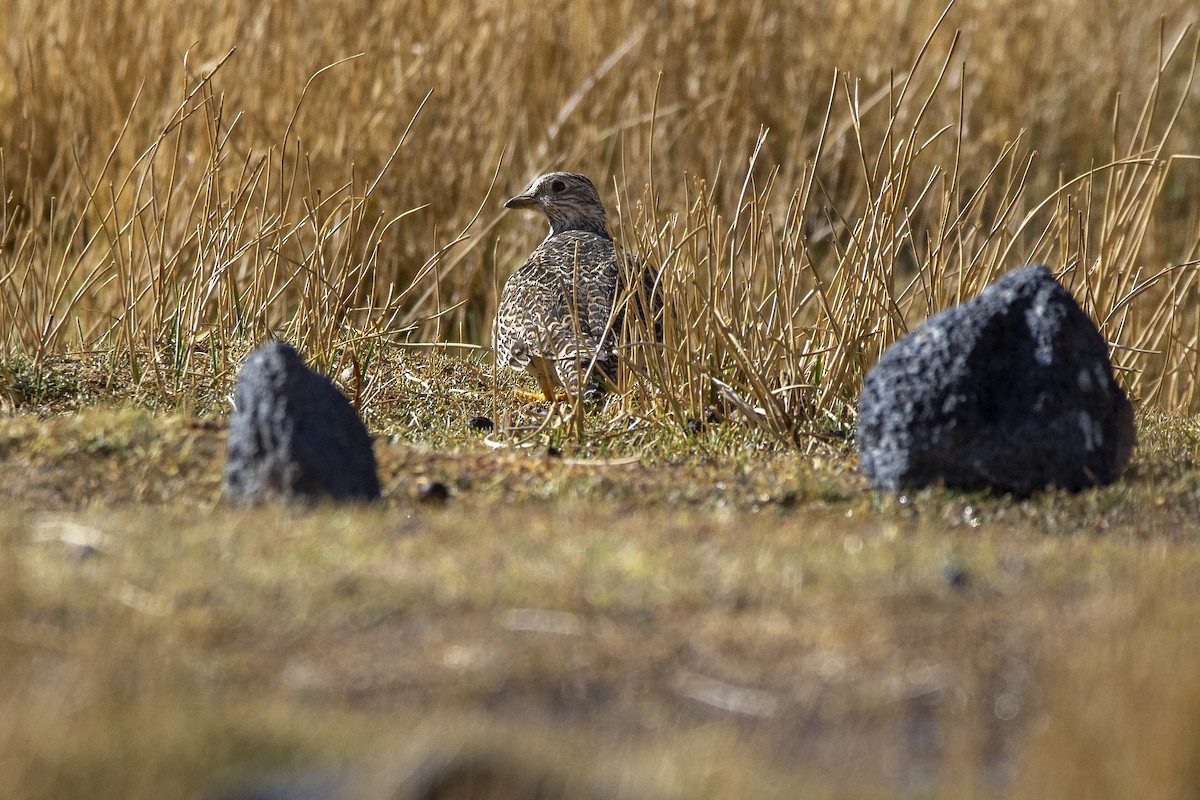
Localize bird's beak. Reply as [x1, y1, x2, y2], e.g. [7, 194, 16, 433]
[504, 193, 538, 210]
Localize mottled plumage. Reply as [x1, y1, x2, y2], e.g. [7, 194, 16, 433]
[494, 172, 657, 402]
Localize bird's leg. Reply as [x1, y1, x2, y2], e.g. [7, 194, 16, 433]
[514, 387, 564, 402]
[515, 363, 567, 402]
[538, 371, 570, 402]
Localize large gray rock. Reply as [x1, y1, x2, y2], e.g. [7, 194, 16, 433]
[224, 341, 380, 504]
[857, 265, 1135, 494]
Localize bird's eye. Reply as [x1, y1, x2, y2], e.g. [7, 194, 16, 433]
[550, 179, 566, 193]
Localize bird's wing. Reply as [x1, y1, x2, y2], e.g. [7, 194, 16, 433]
[613, 245, 664, 344]
[560, 232, 621, 357]
[494, 234, 604, 367]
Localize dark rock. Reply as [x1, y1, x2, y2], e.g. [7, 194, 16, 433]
[224, 341, 381, 504]
[857, 265, 1135, 494]
[466, 415, 494, 432]
[415, 480, 450, 504]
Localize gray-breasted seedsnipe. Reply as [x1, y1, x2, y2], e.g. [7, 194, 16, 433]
[494, 171, 657, 402]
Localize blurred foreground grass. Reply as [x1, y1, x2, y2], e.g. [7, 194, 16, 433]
[2, 352, 1200, 798]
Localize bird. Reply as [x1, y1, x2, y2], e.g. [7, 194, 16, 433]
[493, 171, 659, 403]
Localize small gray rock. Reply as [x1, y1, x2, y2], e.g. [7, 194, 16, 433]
[857, 265, 1135, 494]
[224, 341, 381, 504]
[415, 480, 450, 504]
[466, 415, 494, 432]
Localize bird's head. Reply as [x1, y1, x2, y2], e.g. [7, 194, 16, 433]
[504, 172, 610, 238]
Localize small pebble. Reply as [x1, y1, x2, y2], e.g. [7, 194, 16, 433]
[416, 480, 450, 504]
[67, 542, 104, 561]
[466, 415, 494, 432]
[943, 565, 970, 590]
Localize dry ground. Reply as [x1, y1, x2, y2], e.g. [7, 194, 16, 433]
[3, 352, 1200, 800]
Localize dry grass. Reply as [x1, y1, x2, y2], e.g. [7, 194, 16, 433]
[2, 1, 1199, 439]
